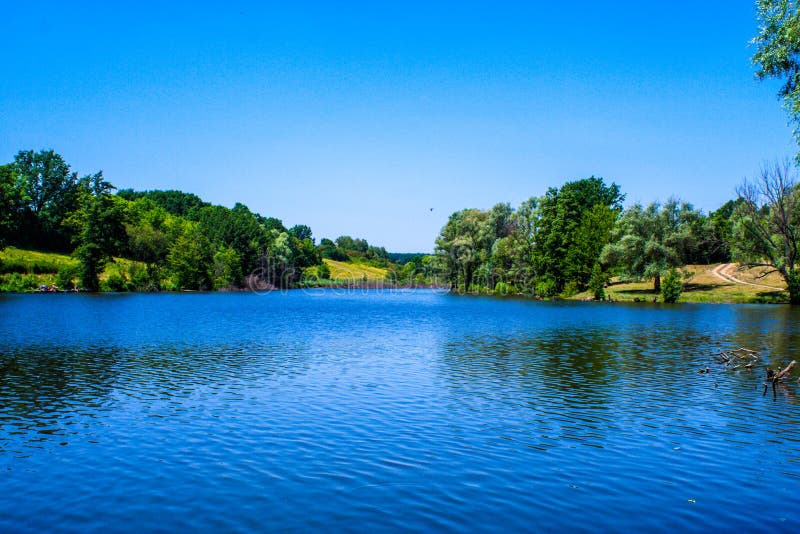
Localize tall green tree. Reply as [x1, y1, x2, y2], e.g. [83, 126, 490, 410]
[733, 160, 800, 303]
[167, 220, 213, 290]
[752, 0, 800, 159]
[68, 172, 124, 291]
[125, 201, 171, 290]
[533, 177, 623, 292]
[14, 149, 79, 250]
[435, 208, 490, 291]
[601, 199, 699, 292]
[0, 164, 23, 250]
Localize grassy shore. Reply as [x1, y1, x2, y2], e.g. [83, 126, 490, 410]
[572, 264, 789, 304]
[1, 248, 791, 302]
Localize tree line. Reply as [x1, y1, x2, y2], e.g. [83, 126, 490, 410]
[433, 169, 800, 304]
[434, 0, 800, 304]
[0, 149, 371, 291]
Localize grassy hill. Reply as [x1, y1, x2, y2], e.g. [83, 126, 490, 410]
[0, 248, 146, 292]
[0, 247, 77, 274]
[322, 259, 388, 281]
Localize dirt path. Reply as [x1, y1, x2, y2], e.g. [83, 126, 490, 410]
[710, 263, 783, 291]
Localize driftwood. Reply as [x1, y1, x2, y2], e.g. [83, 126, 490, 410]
[711, 347, 796, 399]
[714, 347, 760, 365]
[762, 360, 796, 397]
[775, 360, 796, 381]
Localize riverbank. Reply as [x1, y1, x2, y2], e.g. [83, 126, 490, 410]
[570, 263, 788, 304]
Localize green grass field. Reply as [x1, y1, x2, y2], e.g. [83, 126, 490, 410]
[322, 259, 388, 281]
[0, 247, 78, 274]
[0, 248, 148, 291]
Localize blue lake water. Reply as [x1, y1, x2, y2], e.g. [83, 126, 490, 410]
[1, 290, 800, 532]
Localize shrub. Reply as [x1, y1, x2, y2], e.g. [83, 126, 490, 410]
[103, 271, 128, 292]
[317, 262, 331, 279]
[661, 267, 683, 303]
[588, 263, 607, 300]
[561, 281, 580, 298]
[57, 265, 81, 290]
[0, 273, 40, 292]
[494, 281, 516, 296]
[535, 278, 558, 298]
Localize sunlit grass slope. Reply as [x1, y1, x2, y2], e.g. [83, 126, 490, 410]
[323, 259, 388, 281]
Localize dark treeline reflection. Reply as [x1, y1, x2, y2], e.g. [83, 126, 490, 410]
[0, 346, 119, 421]
[434, 322, 792, 450]
[0, 341, 312, 453]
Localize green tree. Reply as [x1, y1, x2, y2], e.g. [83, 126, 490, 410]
[733, 160, 800, 303]
[660, 267, 683, 303]
[435, 208, 490, 291]
[0, 164, 23, 250]
[212, 246, 242, 289]
[752, 0, 800, 159]
[507, 197, 542, 293]
[14, 149, 79, 250]
[601, 199, 698, 292]
[588, 262, 607, 300]
[68, 172, 124, 292]
[317, 261, 331, 279]
[565, 204, 619, 288]
[533, 177, 623, 293]
[289, 224, 313, 242]
[125, 202, 171, 290]
[167, 220, 213, 290]
[116, 189, 208, 217]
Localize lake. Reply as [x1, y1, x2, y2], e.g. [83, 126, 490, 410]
[1, 290, 799, 532]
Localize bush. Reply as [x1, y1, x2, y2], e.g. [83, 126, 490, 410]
[561, 281, 580, 298]
[535, 278, 558, 298]
[317, 262, 331, 279]
[661, 267, 683, 303]
[103, 271, 128, 292]
[57, 265, 81, 290]
[588, 263, 607, 300]
[0, 273, 41, 292]
[494, 281, 516, 296]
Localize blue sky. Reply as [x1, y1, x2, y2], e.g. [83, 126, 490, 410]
[1, 1, 794, 251]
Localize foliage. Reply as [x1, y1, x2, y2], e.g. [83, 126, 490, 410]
[660, 267, 683, 303]
[0, 273, 41, 292]
[117, 189, 208, 217]
[317, 261, 331, 279]
[0, 164, 23, 250]
[752, 0, 800, 160]
[0, 149, 328, 292]
[212, 246, 242, 289]
[588, 262, 607, 300]
[56, 264, 80, 289]
[733, 160, 800, 303]
[534, 177, 623, 293]
[13, 149, 79, 251]
[601, 199, 700, 291]
[167, 220, 213, 290]
[435, 178, 622, 296]
[493, 281, 516, 295]
[67, 172, 125, 292]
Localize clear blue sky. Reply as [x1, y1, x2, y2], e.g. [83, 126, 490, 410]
[1, 1, 794, 252]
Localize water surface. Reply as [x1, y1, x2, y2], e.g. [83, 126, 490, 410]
[1, 290, 799, 532]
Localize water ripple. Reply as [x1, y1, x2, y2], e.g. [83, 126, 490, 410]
[1, 293, 800, 531]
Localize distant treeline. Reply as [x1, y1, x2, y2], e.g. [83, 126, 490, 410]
[0, 149, 405, 291]
[433, 174, 794, 301]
